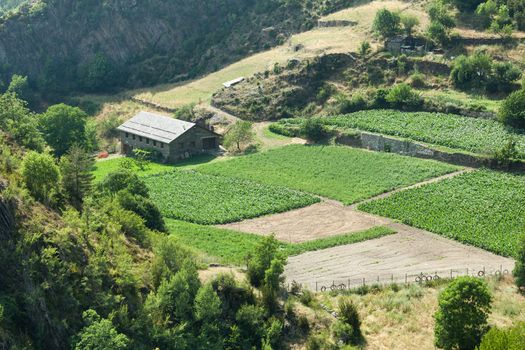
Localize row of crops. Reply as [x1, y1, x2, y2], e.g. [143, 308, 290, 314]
[272, 110, 525, 157]
[144, 170, 319, 225]
[197, 144, 459, 205]
[359, 170, 525, 257]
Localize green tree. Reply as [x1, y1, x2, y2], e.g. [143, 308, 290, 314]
[73, 310, 129, 350]
[450, 0, 484, 12]
[401, 14, 420, 35]
[450, 53, 493, 90]
[39, 104, 87, 156]
[358, 41, 372, 56]
[7, 74, 33, 106]
[262, 257, 285, 313]
[0, 93, 45, 151]
[97, 170, 149, 198]
[434, 277, 492, 350]
[116, 190, 166, 232]
[79, 53, 119, 92]
[373, 8, 401, 38]
[247, 235, 281, 287]
[235, 305, 265, 348]
[427, 0, 456, 44]
[513, 234, 525, 294]
[132, 148, 151, 171]
[195, 283, 223, 349]
[476, 0, 498, 28]
[386, 83, 422, 110]
[224, 120, 255, 153]
[21, 151, 60, 205]
[498, 89, 525, 128]
[59, 145, 95, 208]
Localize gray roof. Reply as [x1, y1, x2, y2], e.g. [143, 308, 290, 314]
[117, 111, 195, 143]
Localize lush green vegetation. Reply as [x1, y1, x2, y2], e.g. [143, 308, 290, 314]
[273, 110, 525, 157]
[284, 226, 396, 256]
[145, 170, 319, 225]
[360, 170, 525, 257]
[167, 219, 395, 265]
[197, 145, 458, 205]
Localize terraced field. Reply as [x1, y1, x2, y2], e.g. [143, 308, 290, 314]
[359, 170, 525, 257]
[145, 170, 318, 224]
[197, 145, 460, 205]
[272, 110, 525, 157]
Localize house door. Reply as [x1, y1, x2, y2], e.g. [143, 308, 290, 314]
[202, 137, 217, 150]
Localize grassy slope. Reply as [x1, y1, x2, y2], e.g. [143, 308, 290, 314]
[166, 219, 395, 265]
[309, 277, 525, 350]
[359, 170, 525, 257]
[145, 170, 319, 225]
[92, 154, 218, 182]
[131, 0, 422, 109]
[196, 145, 459, 205]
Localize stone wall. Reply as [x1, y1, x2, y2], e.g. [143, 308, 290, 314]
[335, 131, 525, 171]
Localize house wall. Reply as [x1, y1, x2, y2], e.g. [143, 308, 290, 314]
[167, 126, 219, 162]
[119, 131, 171, 159]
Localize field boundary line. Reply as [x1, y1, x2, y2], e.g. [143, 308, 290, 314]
[349, 168, 474, 209]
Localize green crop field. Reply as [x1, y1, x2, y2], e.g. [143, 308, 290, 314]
[92, 154, 218, 182]
[166, 219, 395, 265]
[273, 110, 525, 157]
[145, 170, 319, 225]
[196, 145, 459, 205]
[359, 170, 525, 257]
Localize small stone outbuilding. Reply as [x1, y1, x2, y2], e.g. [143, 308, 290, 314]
[117, 111, 220, 162]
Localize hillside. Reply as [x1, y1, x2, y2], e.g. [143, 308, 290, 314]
[0, 0, 355, 96]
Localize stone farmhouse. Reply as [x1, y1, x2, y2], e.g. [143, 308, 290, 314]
[117, 111, 220, 162]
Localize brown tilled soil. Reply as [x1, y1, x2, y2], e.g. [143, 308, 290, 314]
[219, 201, 390, 243]
[284, 223, 515, 291]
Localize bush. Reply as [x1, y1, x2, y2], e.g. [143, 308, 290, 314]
[478, 322, 525, 349]
[514, 234, 525, 294]
[117, 190, 166, 232]
[97, 170, 149, 198]
[499, 89, 525, 129]
[336, 298, 362, 345]
[434, 277, 492, 350]
[386, 83, 422, 110]
[247, 235, 280, 287]
[300, 118, 327, 142]
[373, 8, 401, 38]
[487, 61, 522, 93]
[21, 151, 60, 205]
[450, 53, 493, 90]
[410, 72, 426, 88]
[224, 121, 255, 153]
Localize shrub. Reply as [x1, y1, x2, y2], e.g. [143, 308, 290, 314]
[373, 8, 401, 38]
[401, 14, 420, 35]
[73, 310, 129, 350]
[337, 298, 362, 345]
[300, 118, 327, 142]
[499, 89, 525, 129]
[97, 170, 149, 198]
[478, 323, 525, 349]
[487, 61, 522, 93]
[224, 120, 255, 153]
[235, 305, 265, 348]
[299, 289, 314, 306]
[116, 190, 166, 232]
[410, 72, 426, 88]
[337, 94, 368, 114]
[492, 137, 519, 169]
[21, 151, 60, 205]
[358, 41, 371, 56]
[434, 277, 492, 350]
[514, 234, 525, 294]
[450, 53, 493, 90]
[386, 83, 422, 110]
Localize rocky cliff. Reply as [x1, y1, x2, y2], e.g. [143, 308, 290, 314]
[0, 0, 351, 95]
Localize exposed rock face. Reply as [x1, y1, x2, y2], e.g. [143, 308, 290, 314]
[0, 0, 317, 91]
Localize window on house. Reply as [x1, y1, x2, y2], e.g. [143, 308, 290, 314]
[125, 132, 129, 138]
[153, 141, 157, 147]
[190, 141, 196, 148]
[139, 136, 143, 142]
[146, 138, 150, 144]
[132, 134, 136, 140]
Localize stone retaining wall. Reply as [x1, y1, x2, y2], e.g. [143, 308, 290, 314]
[335, 131, 525, 171]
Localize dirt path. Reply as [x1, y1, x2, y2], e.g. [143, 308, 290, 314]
[253, 122, 306, 150]
[284, 223, 515, 291]
[349, 168, 473, 209]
